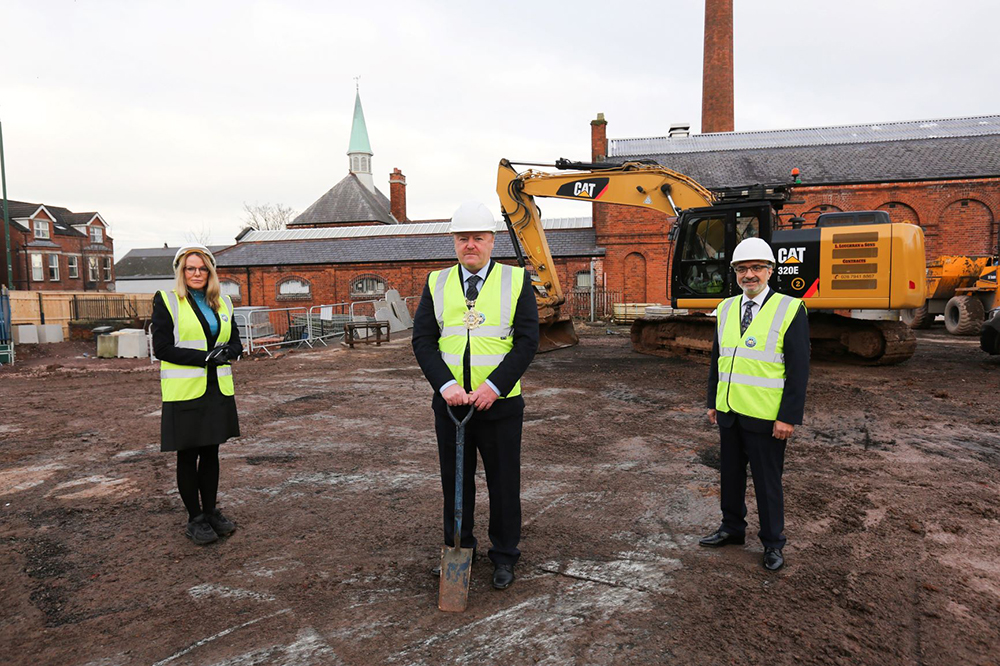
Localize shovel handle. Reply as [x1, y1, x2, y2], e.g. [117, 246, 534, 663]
[446, 405, 475, 429]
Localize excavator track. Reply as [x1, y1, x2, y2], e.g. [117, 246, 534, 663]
[631, 312, 917, 366]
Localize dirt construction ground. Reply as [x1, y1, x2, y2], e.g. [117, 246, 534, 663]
[2, 324, 1000, 665]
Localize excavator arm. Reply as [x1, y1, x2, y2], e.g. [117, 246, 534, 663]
[496, 158, 715, 351]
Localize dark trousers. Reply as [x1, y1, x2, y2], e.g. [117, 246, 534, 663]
[719, 422, 787, 549]
[435, 405, 522, 566]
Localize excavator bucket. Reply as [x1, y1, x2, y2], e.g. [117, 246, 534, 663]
[538, 315, 579, 353]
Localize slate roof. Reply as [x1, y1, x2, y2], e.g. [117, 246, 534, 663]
[4, 200, 91, 236]
[115, 245, 229, 279]
[606, 115, 1000, 188]
[215, 228, 602, 268]
[290, 174, 397, 226]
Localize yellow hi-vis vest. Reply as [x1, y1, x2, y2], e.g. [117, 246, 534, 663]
[429, 263, 525, 398]
[158, 290, 235, 402]
[715, 292, 804, 421]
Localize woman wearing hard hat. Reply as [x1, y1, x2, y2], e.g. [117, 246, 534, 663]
[151, 244, 243, 545]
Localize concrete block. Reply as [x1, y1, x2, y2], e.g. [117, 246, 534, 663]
[375, 300, 406, 333]
[12, 325, 38, 344]
[97, 334, 118, 358]
[37, 324, 64, 344]
[115, 330, 148, 358]
[385, 289, 412, 328]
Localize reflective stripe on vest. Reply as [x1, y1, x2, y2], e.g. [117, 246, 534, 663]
[715, 292, 802, 421]
[429, 263, 524, 398]
[158, 290, 235, 402]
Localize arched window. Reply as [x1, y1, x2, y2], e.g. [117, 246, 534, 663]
[277, 277, 311, 300]
[220, 280, 241, 301]
[350, 273, 387, 298]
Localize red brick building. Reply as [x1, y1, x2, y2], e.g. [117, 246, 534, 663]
[2, 200, 115, 291]
[593, 114, 1000, 304]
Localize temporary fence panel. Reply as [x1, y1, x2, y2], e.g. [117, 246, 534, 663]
[234, 306, 311, 356]
[306, 302, 352, 345]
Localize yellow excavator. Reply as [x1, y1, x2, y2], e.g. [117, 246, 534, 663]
[497, 158, 928, 364]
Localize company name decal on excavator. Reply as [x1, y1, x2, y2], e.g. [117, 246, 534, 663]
[557, 178, 610, 200]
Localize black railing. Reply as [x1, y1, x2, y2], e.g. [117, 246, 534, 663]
[565, 288, 622, 320]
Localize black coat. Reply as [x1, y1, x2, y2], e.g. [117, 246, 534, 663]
[412, 261, 539, 421]
[152, 290, 242, 451]
[707, 289, 810, 433]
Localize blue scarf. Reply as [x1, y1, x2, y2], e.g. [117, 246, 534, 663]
[189, 289, 219, 337]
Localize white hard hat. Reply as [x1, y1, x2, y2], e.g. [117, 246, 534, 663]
[173, 243, 216, 271]
[731, 237, 776, 266]
[448, 202, 498, 234]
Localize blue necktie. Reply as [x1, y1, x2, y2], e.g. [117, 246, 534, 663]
[466, 275, 481, 303]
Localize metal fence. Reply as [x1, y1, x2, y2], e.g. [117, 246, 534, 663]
[234, 296, 418, 356]
[565, 288, 622, 321]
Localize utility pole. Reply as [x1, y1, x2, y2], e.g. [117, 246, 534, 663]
[0, 118, 12, 289]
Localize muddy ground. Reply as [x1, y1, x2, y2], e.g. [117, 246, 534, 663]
[1, 324, 999, 665]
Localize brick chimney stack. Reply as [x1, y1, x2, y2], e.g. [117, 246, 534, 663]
[701, 0, 734, 133]
[389, 168, 407, 223]
[590, 113, 608, 235]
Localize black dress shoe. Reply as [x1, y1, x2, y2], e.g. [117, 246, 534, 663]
[492, 564, 514, 590]
[763, 547, 784, 571]
[432, 548, 476, 576]
[698, 529, 746, 547]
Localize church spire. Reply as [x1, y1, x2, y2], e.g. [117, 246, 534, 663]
[347, 79, 374, 193]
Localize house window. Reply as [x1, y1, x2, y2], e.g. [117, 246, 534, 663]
[277, 277, 311, 300]
[88, 257, 100, 282]
[48, 255, 60, 281]
[350, 273, 387, 298]
[67, 256, 79, 279]
[90, 226, 103, 243]
[33, 219, 50, 239]
[103, 257, 112, 281]
[575, 271, 592, 290]
[220, 280, 242, 301]
[31, 253, 44, 281]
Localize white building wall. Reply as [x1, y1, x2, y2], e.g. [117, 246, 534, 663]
[114, 278, 174, 294]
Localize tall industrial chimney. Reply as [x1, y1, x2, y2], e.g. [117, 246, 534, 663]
[701, 0, 734, 133]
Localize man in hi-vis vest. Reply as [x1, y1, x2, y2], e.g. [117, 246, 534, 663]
[412, 201, 539, 590]
[701, 237, 810, 572]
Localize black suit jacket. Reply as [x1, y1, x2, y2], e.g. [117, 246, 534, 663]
[707, 289, 810, 433]
[412, 260, 539, 421]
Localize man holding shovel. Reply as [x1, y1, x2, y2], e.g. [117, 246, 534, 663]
[412, 201, 539, 592]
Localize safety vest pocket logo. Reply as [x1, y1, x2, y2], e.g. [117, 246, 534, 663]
[745, 336, 757, 348]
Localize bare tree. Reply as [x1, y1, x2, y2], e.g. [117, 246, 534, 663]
[241, 202, 296, 231]
[184, 222, 213, 245]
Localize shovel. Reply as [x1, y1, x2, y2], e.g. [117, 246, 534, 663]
[438, 404, 476, 612]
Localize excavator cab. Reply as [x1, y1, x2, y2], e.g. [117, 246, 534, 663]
[671, 202, 778, 307]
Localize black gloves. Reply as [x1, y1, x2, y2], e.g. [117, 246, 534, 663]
[205, 346, 231, 367]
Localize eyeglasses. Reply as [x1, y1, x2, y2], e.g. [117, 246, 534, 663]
[184, 266, 210, 275]
[733, 264, 771, 275]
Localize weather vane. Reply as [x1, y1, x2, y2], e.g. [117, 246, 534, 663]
[354, 75, 361, 92]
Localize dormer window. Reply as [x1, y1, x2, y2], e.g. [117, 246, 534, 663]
[90, 226, 103, 243]
[34, 219, 50, 239]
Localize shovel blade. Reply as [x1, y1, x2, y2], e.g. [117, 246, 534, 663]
[437, 545, 474, 612]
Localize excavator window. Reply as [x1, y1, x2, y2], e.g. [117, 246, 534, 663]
[736, 214, 760, 243]
[679, 216, 727, 294]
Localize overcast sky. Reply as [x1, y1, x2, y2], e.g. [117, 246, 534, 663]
[3, 0, 998, 260]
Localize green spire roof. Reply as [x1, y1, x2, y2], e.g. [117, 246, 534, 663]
[347, 90, 372, 155]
